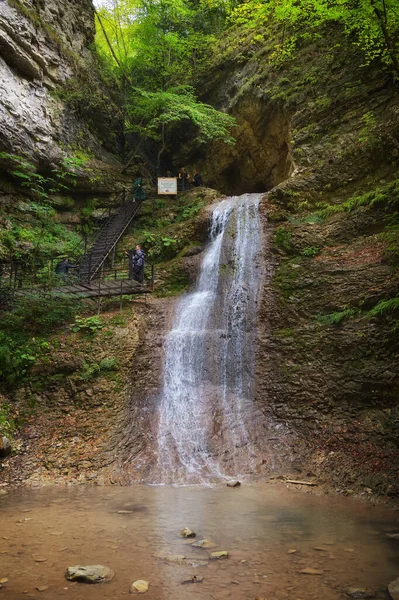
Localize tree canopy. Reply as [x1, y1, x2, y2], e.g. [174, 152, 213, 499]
[95, 0, 236, 159]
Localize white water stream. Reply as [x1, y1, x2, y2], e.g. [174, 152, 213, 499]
[157, 194, 264, 483]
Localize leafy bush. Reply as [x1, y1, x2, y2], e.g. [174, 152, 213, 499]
[1, 295, 82, 336]
[71, 315, 104, 334]
[0, 295, 82, 388]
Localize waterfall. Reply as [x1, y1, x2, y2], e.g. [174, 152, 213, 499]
[156, 194, 264, 484]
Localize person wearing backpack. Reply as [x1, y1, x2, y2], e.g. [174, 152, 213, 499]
[124, 245, 146, 283]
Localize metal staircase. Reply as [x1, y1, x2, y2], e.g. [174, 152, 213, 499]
[78, 193, 141, 283]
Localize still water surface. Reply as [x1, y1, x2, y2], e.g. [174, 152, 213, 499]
[0, 483, 398, 599]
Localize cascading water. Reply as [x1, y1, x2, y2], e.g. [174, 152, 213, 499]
[156, 194, 264, 484]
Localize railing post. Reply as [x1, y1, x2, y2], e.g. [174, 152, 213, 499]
[128, 250, 133, 280]
[97, 276, 101, 315]
[88, 253, 92, 283]
[119, 279, 123, 312]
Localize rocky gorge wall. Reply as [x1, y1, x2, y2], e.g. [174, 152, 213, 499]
[0, 0, 127, 204]
[189, 28, 399, 495]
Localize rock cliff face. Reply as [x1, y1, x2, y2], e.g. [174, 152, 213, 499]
[193, 30, 399, 494]
[0, 0, 121, 184]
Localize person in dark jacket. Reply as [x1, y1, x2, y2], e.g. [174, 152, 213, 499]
[192, 170, 203, 187]
[55, 258, 77, 279]
[132, 177, 146, 201]
[124, 245, 146, 283]
[178, 167, 190, 191]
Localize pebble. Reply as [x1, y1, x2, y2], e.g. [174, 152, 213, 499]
[210, 551, 229, 560]
[300, 568, 324, 575]
[130, 580, 149, 593]
[226, 481, 241, 488]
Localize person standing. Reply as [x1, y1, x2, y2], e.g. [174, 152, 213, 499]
[55, 257, 78, 280]
[178, 167, 189, 191]
[132, 176, 146, 202]
[124, 245, 146, 283]
[192, 170, 203, 187]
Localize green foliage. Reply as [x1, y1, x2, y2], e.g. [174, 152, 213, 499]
[0, 152, 85, 202]
[129, 86, 235, 144]
[317, 307, 359, 326]
[317, 179, 399, 220]
[229, 0, 399, 75]
[79, 356, 119, 380]
[273, 226, 293, 252]
[176, 201, 205, 221]
[316, 297, 399, 327]
[0, 401, 16, 439]
[1, 294, 82, 336]
[368, 297, 399, 317]
[109, 314, 128, 327]
[95, 0, 236, 155]
[301, 246, 320, 257]
[0, 294, 81, 387]
[380, 212, 399, 263]
[71, 316, 104, 334]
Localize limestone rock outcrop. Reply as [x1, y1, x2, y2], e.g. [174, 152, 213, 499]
[0, 0, 120, 180]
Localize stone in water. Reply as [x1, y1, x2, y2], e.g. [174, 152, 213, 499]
[210, 551, 229, 559]
[227, 481, 241, 488]
[180, 527, 196, 538]
[191, 539, 215, 548]
[130, 580, 149, 593]
[65, 565, 114, 584]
